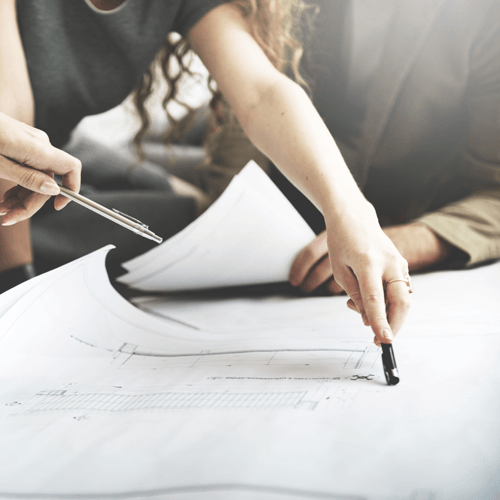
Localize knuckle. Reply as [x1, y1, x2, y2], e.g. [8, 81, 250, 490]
[349, 291, 363, 304]
[364, 291, 384, 304]
[2, 133, 19, 157]
[18, 168, 41, 189]
[28, 127, 50, 143]
[298, 247, 311, 263]
[330, 266, 342, 282]
[331, 263, 348, 282]
[302, 246, 320, 262]
[71, 157, 82, 173]
[356, 251, 377, 267]
[393, 294, 412, 310]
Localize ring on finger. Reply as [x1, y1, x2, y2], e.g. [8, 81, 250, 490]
[386, 273, 413, 293]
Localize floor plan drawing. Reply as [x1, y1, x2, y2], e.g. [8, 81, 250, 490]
[1, 248, 499, 500]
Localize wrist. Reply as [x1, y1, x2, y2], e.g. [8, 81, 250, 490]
[323, 196, 378, 231]
[384, 223, 453, 272]
[412, 223, 452, 260]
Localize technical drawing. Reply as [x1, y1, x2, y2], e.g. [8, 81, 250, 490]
[10, 385, 368, 416]
[84, 339, 382, 372]
[12, 390, 309, 415]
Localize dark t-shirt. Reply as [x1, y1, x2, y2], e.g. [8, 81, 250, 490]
[17, 0, 228, 146]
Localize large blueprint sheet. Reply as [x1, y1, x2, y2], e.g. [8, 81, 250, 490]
[0, 246, 499, 500]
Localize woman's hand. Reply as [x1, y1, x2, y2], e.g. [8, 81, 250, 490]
[290, 209, 412, 345]
[325, 203, 411, 346]
[0, 112, 81, 225]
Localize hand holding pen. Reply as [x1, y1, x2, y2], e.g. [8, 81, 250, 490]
[2, 170, 162, 242]
[0, 113, 161, 243]
[0, 113, 82, 225]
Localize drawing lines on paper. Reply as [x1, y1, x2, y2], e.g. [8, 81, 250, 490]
[71, 338, 382, 371]
[9, 386, 365, 416]
[11, 390, 309, 415]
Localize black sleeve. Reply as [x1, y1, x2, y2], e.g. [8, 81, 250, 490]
[174, 0, 231, 37]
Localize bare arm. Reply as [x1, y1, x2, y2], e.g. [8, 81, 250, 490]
[0, 0, 35, 271]
[189, 4, 361, 214]
[0, 0, 34, 124]
[188, 4, 411, 344]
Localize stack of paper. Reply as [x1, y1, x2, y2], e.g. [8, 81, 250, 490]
[1, 245, 500, 499]
[117, 161, 316, 291]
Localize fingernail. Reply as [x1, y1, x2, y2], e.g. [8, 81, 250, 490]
[40, 181, 60, 195]
[0, 210, 8, 216]
[2, 220, 17, 226]
[382, 328, 393, 342]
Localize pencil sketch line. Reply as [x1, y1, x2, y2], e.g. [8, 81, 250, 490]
[11, 391, 310, 415]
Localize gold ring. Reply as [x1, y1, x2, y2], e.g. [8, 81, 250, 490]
[386, 274, 413, 293]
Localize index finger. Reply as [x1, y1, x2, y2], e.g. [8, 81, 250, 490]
[0, 118, 82, 194]
[22, 141, 82, 194]
[357, 273, 393, 344]
[20, 133, 81, 211]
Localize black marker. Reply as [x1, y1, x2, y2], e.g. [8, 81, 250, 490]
[381, 343, 400, 386]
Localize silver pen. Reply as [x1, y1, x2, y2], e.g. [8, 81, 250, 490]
[57, 184, 163, 244]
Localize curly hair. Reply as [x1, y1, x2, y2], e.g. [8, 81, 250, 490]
[131, 0, 314, 155]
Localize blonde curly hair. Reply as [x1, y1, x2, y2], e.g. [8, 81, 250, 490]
[132, 0, 314, 152]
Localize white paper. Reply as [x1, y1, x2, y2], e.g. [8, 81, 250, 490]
[1, 248, 499, 500]
[117, 161, 315, 291]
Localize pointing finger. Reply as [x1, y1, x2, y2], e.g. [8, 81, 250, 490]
[358, 273, 393, 344]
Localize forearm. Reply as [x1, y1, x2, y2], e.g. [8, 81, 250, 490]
[0, 0, 34, 124]
[0, 200, 31, 272]
[240, 75, 367, 217]
[190, 4, 368, 220]
[383, 223, 454, 272]
[0, 0, 34, 271]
